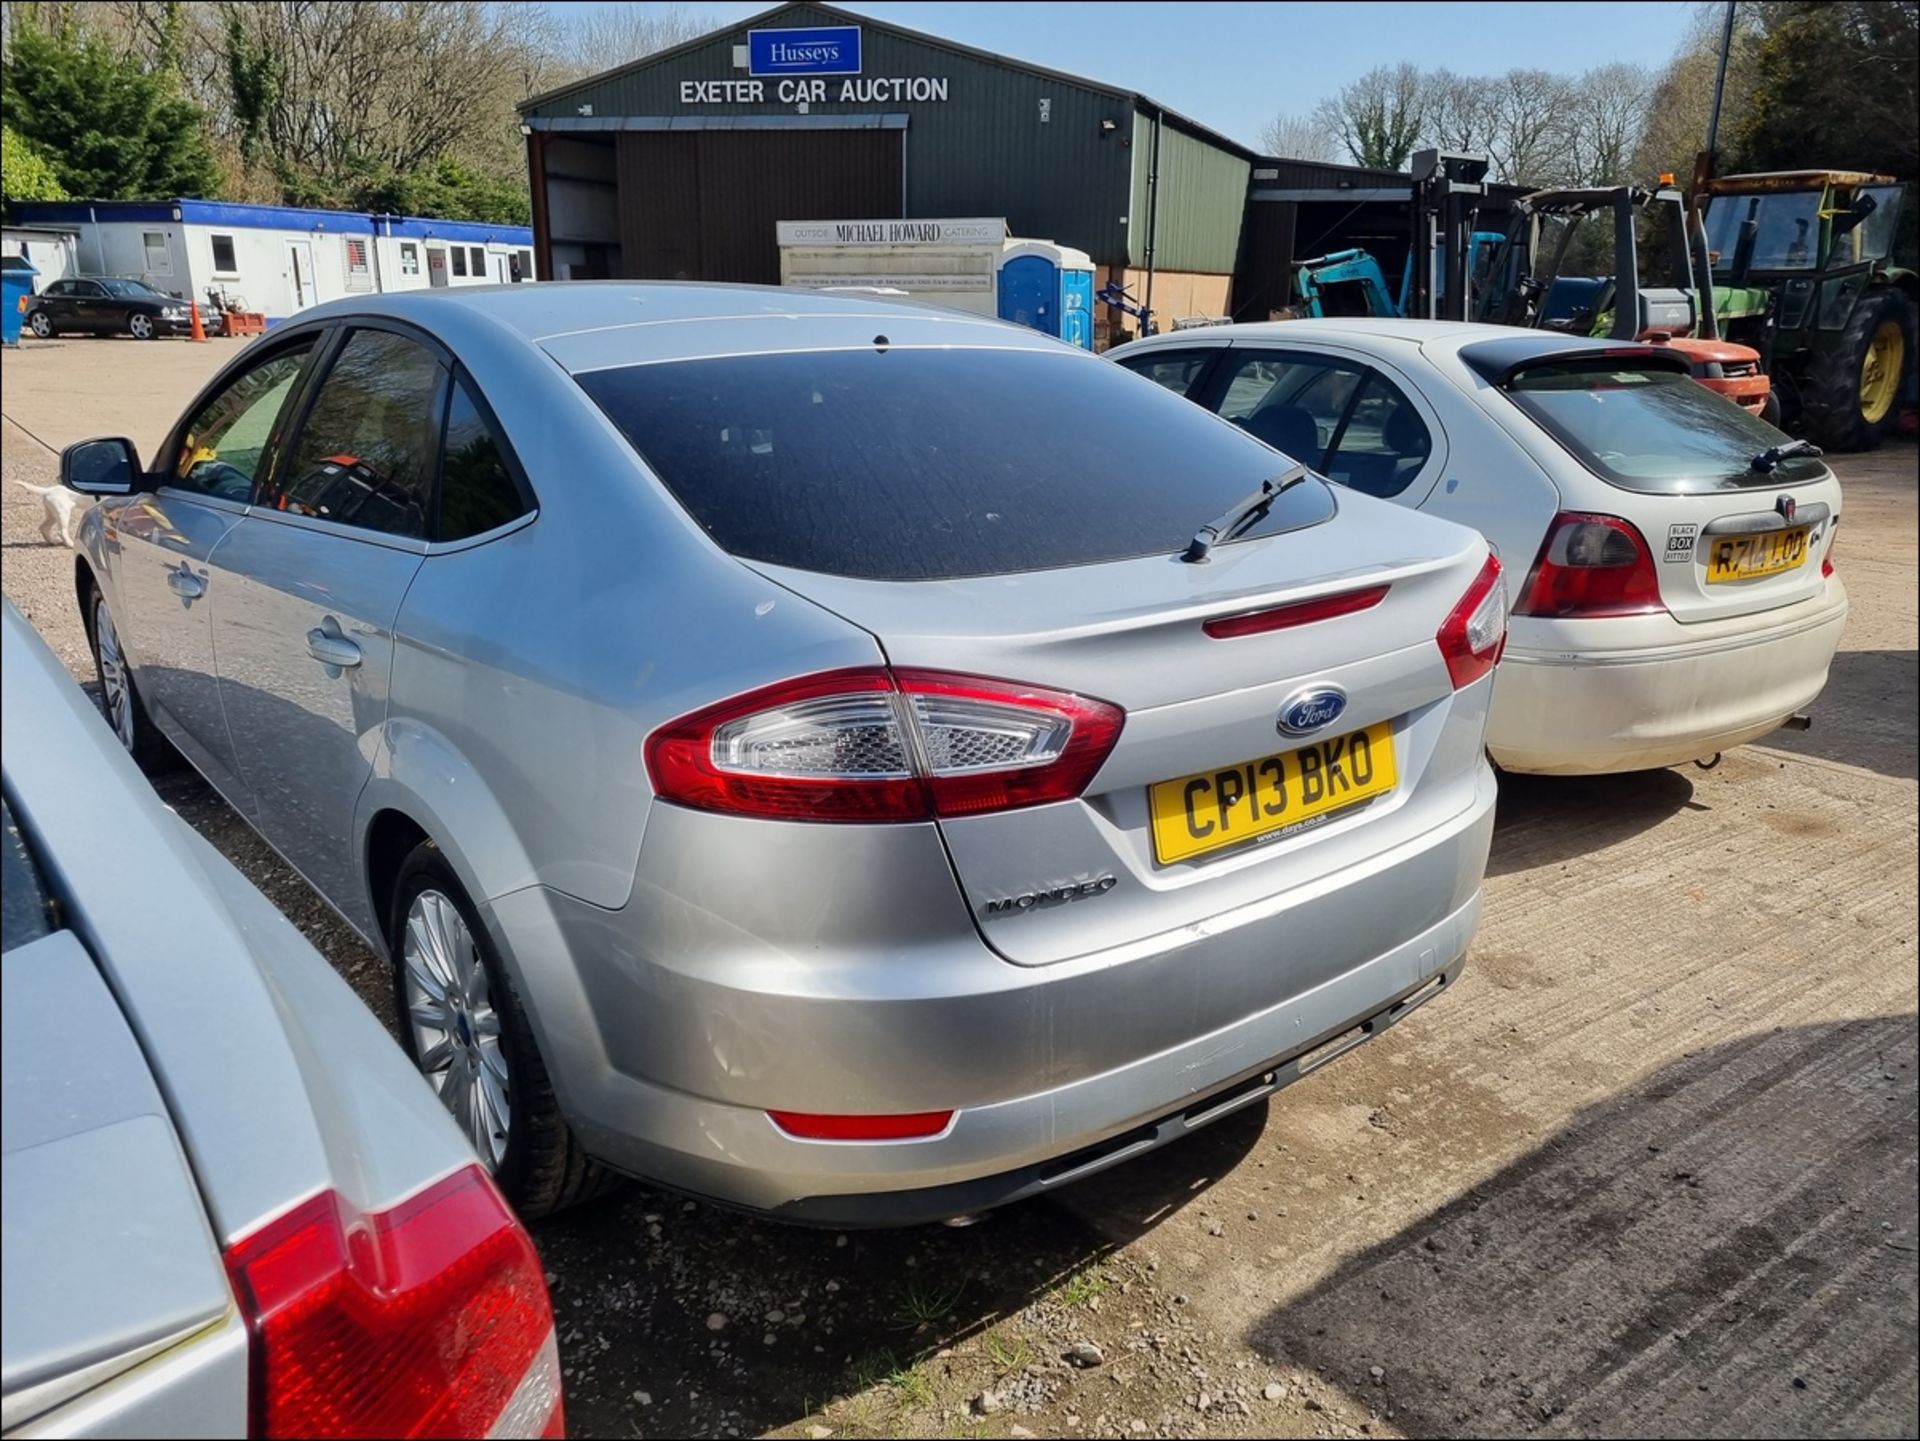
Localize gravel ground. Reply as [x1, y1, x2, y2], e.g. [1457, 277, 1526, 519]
[4, 336, 1915, 1441]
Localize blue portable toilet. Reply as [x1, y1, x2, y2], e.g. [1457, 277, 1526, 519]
[2, 256, 40, 347]
[996, 241, 1095, 350]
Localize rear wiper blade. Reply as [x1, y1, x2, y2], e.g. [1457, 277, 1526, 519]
[1750, 438, 1822, 473]
[1182, 463, 1314, 564]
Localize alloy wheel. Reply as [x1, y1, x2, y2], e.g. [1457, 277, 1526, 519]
[402, 888, 511, 1168]
[129, 313, 154, 340]
[29, 312, 52, 338]
[94, 599, 136, 750]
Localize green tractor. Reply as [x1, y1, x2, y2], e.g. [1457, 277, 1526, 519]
[1697, 170, 1915, 450]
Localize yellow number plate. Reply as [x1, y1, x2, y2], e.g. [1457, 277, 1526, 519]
[1148, 722, 1397, 865]
[1706, 525, 1809, 583]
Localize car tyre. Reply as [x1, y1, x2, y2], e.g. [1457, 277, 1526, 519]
[127, 312, 156, 340]
[28, 311, 54, 339]
[85, 582, 174, 772]
[390, 842, 617, 1219]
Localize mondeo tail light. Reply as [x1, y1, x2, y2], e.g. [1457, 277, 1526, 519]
[1437, 553, 1508, 689]
[224, 1165, 564, 1439]
[1514, 512, 1665, 619]
[645, 668, 1124, 821]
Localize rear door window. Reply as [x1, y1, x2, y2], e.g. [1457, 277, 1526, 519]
[1208, 349, 1371, 466]
[267, 328, 446, 538]
[1114, 349, 1220, 398]
[1321, 374, 1433, 499]
[1498, 359, 1827, 492]
[575, 347, 1335, 581]
[438, 375, 532, 541]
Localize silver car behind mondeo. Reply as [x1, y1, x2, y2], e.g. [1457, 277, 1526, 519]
[2, 604, 563, 1438]
[62, 284, 1505, 1223]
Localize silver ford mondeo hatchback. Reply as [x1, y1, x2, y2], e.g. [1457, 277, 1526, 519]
[63, 285, 1503, 1223]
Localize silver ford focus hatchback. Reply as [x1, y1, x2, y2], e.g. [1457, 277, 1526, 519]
[62, 285, 1504, 1223]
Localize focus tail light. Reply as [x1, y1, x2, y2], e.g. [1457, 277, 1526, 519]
[224, 1165, 563, 1439]
[646, 668, 1124, 822]
[1437, 553, 1508, 690]
[1514, 512, 1665, 619]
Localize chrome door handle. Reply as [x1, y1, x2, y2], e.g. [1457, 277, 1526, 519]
[305, 628, 362, 669]
[166, 567, 205, 599]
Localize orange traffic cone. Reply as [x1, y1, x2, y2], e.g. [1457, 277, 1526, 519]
[189, 301, 208, 343]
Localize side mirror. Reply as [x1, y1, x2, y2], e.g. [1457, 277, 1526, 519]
[60, 437, 142, 496]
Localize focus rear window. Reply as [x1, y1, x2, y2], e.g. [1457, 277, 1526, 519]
[1503, 362, 1827, 493]
[574, 347, 1332, 581]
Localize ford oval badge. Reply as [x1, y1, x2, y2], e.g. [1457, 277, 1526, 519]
[1278, 687, 1348, 736]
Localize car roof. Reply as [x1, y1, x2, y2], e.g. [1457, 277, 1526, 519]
[1117, 317, 1615, 363]
[289, 281, 1066, 369]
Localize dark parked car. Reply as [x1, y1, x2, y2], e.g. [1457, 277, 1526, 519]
[24, 277, 203, 340]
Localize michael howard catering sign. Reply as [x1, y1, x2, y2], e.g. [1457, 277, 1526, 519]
[748, 26, 862, 77]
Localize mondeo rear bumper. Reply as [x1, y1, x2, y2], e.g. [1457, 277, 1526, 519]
[483, 767, 1495, 1219]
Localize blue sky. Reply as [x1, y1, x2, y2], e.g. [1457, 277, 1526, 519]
[602, 2, 1699, 149]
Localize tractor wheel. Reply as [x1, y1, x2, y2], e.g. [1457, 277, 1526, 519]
[1800, 288, 1913, 452]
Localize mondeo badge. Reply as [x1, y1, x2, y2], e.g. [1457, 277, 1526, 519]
[1278, 687, 1348, 736]
[984, 875, 1118, 917]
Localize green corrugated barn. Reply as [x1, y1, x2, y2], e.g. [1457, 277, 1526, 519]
[517, 1, 1253, 341]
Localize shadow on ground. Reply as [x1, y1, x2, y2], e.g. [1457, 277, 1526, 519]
[535, 1104, 1269, 1440]
[1487, 767, 1697, 878]
[1250, 1017, 1920, 1439]
[1762, 649, 1919, 781]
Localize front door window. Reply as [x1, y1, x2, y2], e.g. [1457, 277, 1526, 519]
[170, 340, 317, 502]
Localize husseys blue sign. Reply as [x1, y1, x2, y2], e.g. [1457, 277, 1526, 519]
[748, 25, 862, 77]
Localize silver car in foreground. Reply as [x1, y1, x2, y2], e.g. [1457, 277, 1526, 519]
[61, 284, 1505, 1224]
[0, 605, 563, 1438]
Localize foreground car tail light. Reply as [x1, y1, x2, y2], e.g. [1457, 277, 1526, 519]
[1514, 512, 1666, 619]
[646, 668, 1124, 822]
[769, 1109, 955, 1140]
[1437, 553, 1508, 690]
[225, 1166, 563, 1439]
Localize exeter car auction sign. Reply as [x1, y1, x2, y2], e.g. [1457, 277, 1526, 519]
[679, 25, 953, 107]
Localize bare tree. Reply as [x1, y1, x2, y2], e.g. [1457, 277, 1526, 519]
[1422, 68, 1501, 159]
[211, 2, 550, 176]
[1569, 62, 1653, 185]
[1482, 68, 1577, 186]
[538, 2, 709, 88]
[1258, 109, 1340, 162]
[1313, 63, 1427, 170]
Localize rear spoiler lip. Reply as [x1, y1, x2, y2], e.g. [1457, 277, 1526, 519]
[1459, 337, 1696, 389]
